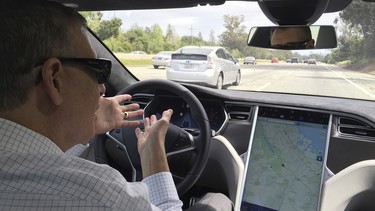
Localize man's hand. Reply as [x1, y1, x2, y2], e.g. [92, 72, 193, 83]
[95, 94, 144, 135]
[135, 109, 173, 178]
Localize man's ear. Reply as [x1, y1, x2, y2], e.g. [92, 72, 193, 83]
[40, 58, 64, 105]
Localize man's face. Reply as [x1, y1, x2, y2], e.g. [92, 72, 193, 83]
[60, 29, 106, 147]
[270, 27, 314, 49]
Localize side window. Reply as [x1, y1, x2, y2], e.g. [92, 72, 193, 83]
[216, 49, 226, 59]
[223, 49, 234, 62]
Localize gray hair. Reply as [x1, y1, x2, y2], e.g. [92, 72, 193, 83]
[0, 0, 87, 111]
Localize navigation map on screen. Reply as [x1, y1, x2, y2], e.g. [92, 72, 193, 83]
[241, 107, 330, 211]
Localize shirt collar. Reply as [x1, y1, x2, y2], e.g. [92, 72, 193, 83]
[0, 118, 63, 155]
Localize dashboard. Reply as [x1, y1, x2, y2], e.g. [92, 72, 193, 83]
[132, 85, 375, 176]
[122, 84, 375, 210]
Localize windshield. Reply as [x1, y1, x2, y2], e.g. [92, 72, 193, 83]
[81, 0, 375, 101]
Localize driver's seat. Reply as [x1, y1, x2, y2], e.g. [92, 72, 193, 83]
[320, 160, 375, 211]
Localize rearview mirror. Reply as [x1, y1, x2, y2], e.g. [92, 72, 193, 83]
[247, 25, 337, 50]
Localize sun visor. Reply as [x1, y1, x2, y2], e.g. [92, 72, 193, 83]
[258, 0, 329, 25]
[325, 0, 352, 12]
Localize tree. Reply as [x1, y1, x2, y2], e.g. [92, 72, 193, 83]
[121, 25, 150, 53]
[80, 12, 125, 52]
[80, 12, 103, 33]
[198, 32, 203, 41]
[242, 46, 258, 58]
[338, 0, 375, 58]
[104, 37, 131, 52]
[209, 30, 216, 45]
[165, 24, 180, 51]
[166, 24, 176, 39]
[327, 18, 364, 64]
[97, 17, 123, 41]
[149, 24, 165, 53]
[219, 15, 248, 57]
[180, 36, 208, 47]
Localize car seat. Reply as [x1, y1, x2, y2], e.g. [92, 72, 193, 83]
[320, 160, 375, 211]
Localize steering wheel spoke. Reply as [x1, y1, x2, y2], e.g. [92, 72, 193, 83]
[166, 131, 196, 157]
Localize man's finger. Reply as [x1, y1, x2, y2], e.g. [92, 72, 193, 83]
[162, 109, 173, 121]
[114, 94, 132, 103]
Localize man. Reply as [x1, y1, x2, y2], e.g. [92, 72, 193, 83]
[0, 0, 181, 210]
[270, 26, 315, 49]
[0, 1, 232, 210]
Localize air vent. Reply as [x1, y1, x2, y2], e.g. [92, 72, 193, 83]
[338, 117, 375, 139]
[225, 103, 252, 121]
[123, 94, 154, 109]
[339, 117, 367, 127]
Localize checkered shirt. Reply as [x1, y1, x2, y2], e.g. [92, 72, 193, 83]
[0, 118, 182, 210]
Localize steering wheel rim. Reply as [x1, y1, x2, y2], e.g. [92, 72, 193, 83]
[101, 79, 211, 195]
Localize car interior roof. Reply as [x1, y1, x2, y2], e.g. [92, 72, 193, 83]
[54, 0, 352, 13]
[56, 0, 225, 10]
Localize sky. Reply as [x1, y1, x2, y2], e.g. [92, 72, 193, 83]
[102, 1, 340, 41]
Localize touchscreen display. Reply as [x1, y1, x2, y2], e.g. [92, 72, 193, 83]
[240, 107, 330, 211]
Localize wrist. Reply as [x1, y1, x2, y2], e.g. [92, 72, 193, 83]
[140, 147, 170, 177]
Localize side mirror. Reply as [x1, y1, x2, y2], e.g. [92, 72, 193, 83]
[247, 25, 337, 50]
[234, 58, 239, 63]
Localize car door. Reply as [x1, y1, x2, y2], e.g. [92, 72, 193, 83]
[216, 48, 235, 85]
[223, 48, 239, 83]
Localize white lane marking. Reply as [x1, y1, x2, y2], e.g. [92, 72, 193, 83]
[255, 71, 293, 91]
[256, 82, 271, 91]
[324, 65, 375, 99]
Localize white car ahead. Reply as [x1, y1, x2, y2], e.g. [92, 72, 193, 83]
[166, 46, 241, 89]
[152, 51, 173, 69]
[243, 56, 256, 65]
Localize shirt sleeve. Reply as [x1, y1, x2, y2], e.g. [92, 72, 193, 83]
[143, 172, 183, 211]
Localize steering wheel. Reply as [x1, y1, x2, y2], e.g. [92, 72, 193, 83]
[94, 79, 211, 196]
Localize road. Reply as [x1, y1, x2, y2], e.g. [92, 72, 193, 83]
[127, 63, 375, 100]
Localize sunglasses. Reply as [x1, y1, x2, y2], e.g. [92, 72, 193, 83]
[271, 40, 312, 50]
[58, 58, 112, 84]
[34, 58, 112, 84]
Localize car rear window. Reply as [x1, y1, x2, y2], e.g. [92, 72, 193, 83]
[171, 53, 208, 60]
[178, 48, 213, 55]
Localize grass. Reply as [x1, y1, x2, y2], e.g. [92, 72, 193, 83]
[340, 59, 375, 74]
[118, 58, 152, 66]
[256, 59, 271, 63]
[336, 60, 351, 66]
[115, 53, 153, 66]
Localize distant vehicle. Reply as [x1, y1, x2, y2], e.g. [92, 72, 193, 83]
[291, 57, 299, 63]
[308, 59, 317, 65]
[152, 51, 173, 69]
[166, 46, 241, 89]
[304, 60, 309, 63]
[244, 56, 257, 65]
[286, 59, 291, 63]
[130, 51, 147, 55]
[271, 57, 279, 63]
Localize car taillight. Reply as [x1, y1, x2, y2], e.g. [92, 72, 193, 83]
[207, 57, 214, 69]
